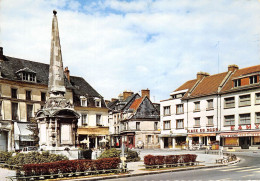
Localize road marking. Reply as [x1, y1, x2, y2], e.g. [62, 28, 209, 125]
[201, 166, 232, 171]
[242, 174, 254, 177]
[236, 168, 260, 172]
[221, 166, 255, 171]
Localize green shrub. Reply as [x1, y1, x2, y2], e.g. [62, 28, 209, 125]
[6, 151, 68, 165]
[99, 148, 140, 162]
[0, 151, 13, 162]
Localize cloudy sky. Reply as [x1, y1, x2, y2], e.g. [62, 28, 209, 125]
[1, 0, 260, 102]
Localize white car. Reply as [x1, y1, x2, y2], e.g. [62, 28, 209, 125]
[21, 146, 38, 153]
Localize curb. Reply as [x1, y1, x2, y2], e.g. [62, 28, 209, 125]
[69, 158, 241, 181]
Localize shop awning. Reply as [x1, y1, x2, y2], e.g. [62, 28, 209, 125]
[188, 133, 216, 137]
[77, 127, 109, 135]
[15, 122, 35, 141]
[159, 133, 187, 138]
[220, 132, 260, 137]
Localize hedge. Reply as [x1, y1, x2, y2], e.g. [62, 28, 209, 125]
[144, 154, 197, 166]
[22, 157, 120, 176]
[98, 148, 140, 162]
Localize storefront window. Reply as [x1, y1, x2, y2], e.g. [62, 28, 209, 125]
[253, 137, 260, 145]
[224, 137, 239, 146]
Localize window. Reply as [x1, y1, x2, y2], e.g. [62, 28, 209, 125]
[27, 104, 33, 121]
[176, 119, 184, 129]
[234, 79, 241, 87]
[224, 97, 235, 108]
[0, 101, 2, 116]
[95, 100, 101, 107]
[22, 73, 36, 82]
[96, 114, 102, 126]
[147, 135, 152, 143]
[207, 99, 213, 110]
[194, 102, 200, 111]
[239, 94, 251, 107]
[26, 90, 31, 101]
[163, 106, 171, 116]
[81, 99, 87, 107]
[154, 122, 158, 130]
[239, 113, 250, 125]
[194, 118, 200, 127]
[41, 92, 46, 102]
[11, 88, 17, 99]
[82, 114, 88, 125]
[163, 120, 171, 130]
[11, 102, 18, 120]
[224, 115, 235, 126]
[250, 75, 257, 84]
[256, 113, 260, 124]
[136, 122, 140, 130]
[207, 116, 214, 126]
[255, 93, 260, 104]
[176, 104, 184, 114]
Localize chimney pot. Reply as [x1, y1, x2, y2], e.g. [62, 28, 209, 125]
[228, 64, 239, 72]
[141, 88, 150, 99]
[123, 90, 133, 100]
[64, 66, 70, 82]
[197, 71, 210, 80]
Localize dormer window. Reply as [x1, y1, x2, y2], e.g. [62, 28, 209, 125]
[80, 96, 87, 107]
[250, 75, 257, 84]
[234, 79, 241, 87]
[94, 97, 101, 107]
[16, 68, 36, 83]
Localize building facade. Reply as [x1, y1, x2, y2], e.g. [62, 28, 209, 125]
[0, 12, 108, 152]
[108, 89, 160, 149]
[161, 65, 260, 150]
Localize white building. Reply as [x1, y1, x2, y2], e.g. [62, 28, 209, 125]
[161, 64, 260, 150]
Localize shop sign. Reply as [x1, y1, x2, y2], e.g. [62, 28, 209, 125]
[221, 132, 260, 137]
[188, 128, 218, 133]
[230, 125, 252, 131]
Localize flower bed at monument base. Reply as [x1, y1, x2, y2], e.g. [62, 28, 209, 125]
[22, 157, 120, 176]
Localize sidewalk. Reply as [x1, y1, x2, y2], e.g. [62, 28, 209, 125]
[69, 150, 239, 181]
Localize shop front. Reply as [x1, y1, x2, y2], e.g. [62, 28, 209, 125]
[188, 133, 217, 149]
[220, 131, 260, 149]
[121, 132, 135, 148]
[160, 134, 187, 149]
[77, 127, 109, 149]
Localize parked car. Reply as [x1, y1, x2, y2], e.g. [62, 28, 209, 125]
[21, 146, 38, 153]
[136, 140, 144, 149]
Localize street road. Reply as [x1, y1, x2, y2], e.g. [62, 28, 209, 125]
[107, 152, 260, 181]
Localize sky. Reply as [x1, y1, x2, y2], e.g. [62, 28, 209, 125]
[1, 0, 260, 103]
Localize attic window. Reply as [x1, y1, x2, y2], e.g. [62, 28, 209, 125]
[22, 72, 36, 82]
[80, 96, 87, 107]
[250, 75, 257, 84]
[95, 100, 101, 107]
[234, 79, 241, 87]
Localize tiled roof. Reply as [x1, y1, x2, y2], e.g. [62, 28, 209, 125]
[189, 72, 228, 98]
[1, 55, 106, 108]
[221, 65, 260, 93]
[175, 79, 198, 92]
[129, 97, 143, 111]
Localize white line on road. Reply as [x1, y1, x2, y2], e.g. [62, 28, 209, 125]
[221, 166, 255, 172]
[236, 167, 260, 172]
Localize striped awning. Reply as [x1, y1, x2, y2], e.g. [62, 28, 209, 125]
[220, 132, 260, 137]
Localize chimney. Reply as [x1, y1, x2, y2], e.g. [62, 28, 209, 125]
[105, 100, 110, 105]
[64, 66, 70, 82]
[141, 89, 150, 99]
[197, 71, 210, 80]
[0, 47, 3, 61]
[228, 64, 239, 72]
[111, 98, 118, 102]
[123, 90, 133, 100]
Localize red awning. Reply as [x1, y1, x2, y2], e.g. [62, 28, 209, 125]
[188, 133, 216, 137]
[220, 132, 260, 137]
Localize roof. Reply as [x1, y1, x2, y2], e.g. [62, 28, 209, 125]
[1, 55, 106, 107]
[175, 79, 198, 92]
[189, 72, 228, 98]
[221, 65, 260, 93]
[129, 97, 143, 111]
